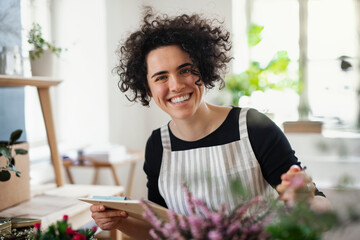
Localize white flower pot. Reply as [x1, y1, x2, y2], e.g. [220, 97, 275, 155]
[29, 49, 54, 77]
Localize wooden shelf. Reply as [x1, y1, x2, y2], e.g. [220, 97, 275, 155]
[0, 75, 61, 87]
[0, 75, 64, 186]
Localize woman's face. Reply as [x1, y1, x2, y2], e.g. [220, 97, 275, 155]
[146, 45, 205, 121]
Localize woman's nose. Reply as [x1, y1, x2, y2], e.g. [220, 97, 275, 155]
[169, 75, 185, 92]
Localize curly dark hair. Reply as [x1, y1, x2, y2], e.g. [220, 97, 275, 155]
[114, 7, 233, 106]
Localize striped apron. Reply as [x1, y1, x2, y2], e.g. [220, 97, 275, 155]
[158, 108, 276, 215]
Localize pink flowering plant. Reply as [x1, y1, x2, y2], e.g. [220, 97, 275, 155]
[140, 178, 359, 240]
[30, 215, 97, 240]
[140, 183, 274, 240]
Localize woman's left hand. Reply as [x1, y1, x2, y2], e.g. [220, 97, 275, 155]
[276, 165, 315, 206]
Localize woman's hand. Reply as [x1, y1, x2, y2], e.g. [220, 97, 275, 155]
[276, 165, 315, 206]
[90, 204, 128, 230]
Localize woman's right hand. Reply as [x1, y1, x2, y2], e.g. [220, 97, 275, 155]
[90, 204, 128, 230]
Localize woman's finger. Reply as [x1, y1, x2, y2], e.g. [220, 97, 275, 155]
[92, 209, 127, 220]
[90, 204, 105, 212]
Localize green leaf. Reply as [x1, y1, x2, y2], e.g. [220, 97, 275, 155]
[15, 149, 28, 155]
[0, 148, 11, 158]
[266, 50, 290, 74]
[248, 24, 264, 47]
[6, 164, 20, 174]
[10, 157, 15, 165]
[0, 170, 11, 181]
[9, 129, 23, 145]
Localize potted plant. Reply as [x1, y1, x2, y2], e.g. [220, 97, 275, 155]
[27, 23, 64, 77]
[0, 129, 30, 210]
[0, 129, 27, 181]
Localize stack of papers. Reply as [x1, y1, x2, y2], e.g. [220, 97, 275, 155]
[82, 143, 127, 163]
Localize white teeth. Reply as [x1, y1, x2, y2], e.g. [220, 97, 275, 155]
[171, 94, 190, 103]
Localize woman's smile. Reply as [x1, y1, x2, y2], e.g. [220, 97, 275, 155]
[169, 93, 191, 104]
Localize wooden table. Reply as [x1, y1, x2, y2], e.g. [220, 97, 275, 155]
[0, 184, 124, 236]
[63, 149, 143, 197]
[0, 75, 64, 187]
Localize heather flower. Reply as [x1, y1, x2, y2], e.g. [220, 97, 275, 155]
[140, 199, 164, 231]
[141, 185, 271, 240]
[183, 183, 196, 215]
[291, 175, 306, 188]
[141, 179, 344, 240]
[208, 230, 222, 240]
[187, 215, 206, 239]
[149, 229, 163, 240]
[178, 214, 188, 231]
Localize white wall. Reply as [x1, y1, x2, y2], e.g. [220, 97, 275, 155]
[52, 0, 109, 147]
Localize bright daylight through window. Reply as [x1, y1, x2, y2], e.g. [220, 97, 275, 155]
[230, 0, 359, 131]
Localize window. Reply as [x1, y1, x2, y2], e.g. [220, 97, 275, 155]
[307, 0, 358, 128]
[232, 0, 359, 130]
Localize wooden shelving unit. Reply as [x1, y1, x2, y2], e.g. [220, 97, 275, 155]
[0, 75, 64, 186]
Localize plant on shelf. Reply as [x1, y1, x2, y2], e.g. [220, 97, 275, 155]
[27, 23, 63, 60]
[0, 129, 27, 182]
[225, 24, 300, 107]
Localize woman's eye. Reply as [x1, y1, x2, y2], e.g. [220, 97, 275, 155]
[156, 75, 167, 81]
[180, 68, 191, 75]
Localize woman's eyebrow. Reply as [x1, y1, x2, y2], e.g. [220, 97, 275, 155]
[176, 63, 192, 70]
[151, 71, 168, 78]
[151, 63, 193, 78]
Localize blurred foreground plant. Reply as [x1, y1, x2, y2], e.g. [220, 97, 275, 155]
[141, 179, 359, 240]
[30, 215, 96, 240]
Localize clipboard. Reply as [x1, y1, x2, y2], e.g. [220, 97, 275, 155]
[79, 196, 171, 221]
